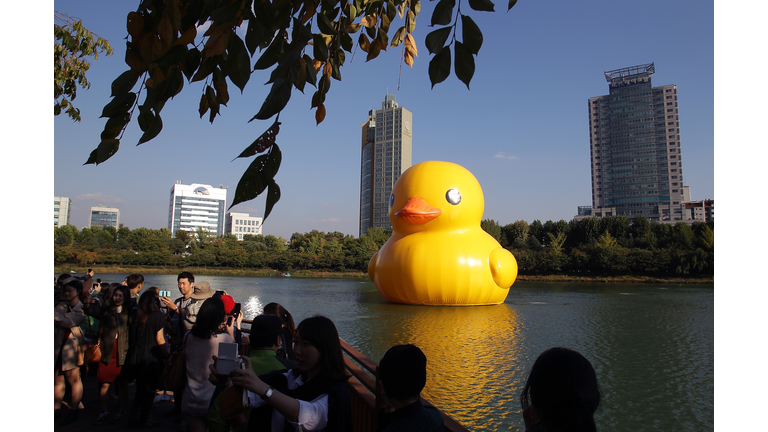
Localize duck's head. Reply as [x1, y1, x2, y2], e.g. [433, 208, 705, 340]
[389, 161, 484, 234]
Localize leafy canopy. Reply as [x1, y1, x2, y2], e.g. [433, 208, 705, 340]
[54, 12, 114, 122]
[89, 0, 518, 222]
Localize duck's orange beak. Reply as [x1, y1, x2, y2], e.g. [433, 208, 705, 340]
[395, 197, 442, 224]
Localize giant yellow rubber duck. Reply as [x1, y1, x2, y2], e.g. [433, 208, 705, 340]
[368, 161, 518, 305]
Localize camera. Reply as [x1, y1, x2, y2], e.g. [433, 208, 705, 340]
[215, 343, 244, 377]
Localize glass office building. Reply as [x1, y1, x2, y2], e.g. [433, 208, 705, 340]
[588, 63, 686, 222]
[89, 206, 120, 229]
[359, 94, 413, 236]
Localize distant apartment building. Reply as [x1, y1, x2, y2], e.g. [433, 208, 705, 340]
[54, 197, 71, 227]
[586, 63, 688, 222]
[225, 212, 263, 240]
[168, 182, 228, 237]
[359, 94, 413, 237]
[89, 206, 120, 229]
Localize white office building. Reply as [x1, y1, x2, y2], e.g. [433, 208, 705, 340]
[225, 212, 263, 240]
[168, 182, 228, 237]
[54, 197, 71, 227]
[90, 206, 120, 229]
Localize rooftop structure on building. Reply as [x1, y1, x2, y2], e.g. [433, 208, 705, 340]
[359, 94, 413, 237]
[168, 181, 228, 237]
[54, 197, 71, 227]
[586, 62, 687, 222]
[225, 212, 263, 240]
[89, 206, 120, 229]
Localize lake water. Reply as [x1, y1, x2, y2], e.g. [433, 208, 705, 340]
[84, 274, 714, 431]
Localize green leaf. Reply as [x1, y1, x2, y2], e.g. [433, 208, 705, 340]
[225, 35, 251, 92]
[100, 92, 137, 118]
[508, 0, 517, 10]
[468, 0, 495, 12]
[157, 45, 187, 67]
[428, 46, 451, 88]
[251, 78, 292, 121]
[101, 112, 131, 140]
[183, 48, 201, 81]
[391, 26, 406, 48]
[236, 121, 281, 159]
[425, 27, 451, 54]
[110, 70, 140, 96]
[230, 144, 283, 208]
[304, 54, 318, 88]
[138, 112, 163, 144]
[263, 179, 281, 221]
[430, 0, 455, 26]
[253, 34, 283, 70]
[209, 0, 243, 22]
[461, 15, 483, 55]
[313, 34, 329, 62]
[317, 12, 338, 35]
[453, 41, 475, 89]
[245, 16, 265, 57]
[84, 139, 120, 165]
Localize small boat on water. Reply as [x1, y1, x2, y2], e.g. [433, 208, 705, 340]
[270, 272, 292, 277]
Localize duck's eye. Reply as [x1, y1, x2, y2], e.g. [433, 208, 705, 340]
[446, 188, 461, 205]
[389, 193, 395, 210]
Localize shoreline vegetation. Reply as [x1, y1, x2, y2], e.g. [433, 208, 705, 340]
[54, 265, 713, 284]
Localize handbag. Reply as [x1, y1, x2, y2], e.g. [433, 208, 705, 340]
[84, 315, 103, 364]
[219, 385, 249, 427]
[160, 331, 189, 390]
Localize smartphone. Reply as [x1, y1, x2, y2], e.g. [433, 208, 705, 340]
[227, 316, 234, 326]
[159, 290, 172, 298]
[232, 303, 241, 317]
[96, 278, 101, 284]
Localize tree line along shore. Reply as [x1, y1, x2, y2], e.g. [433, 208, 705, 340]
[54, 215, 713, 283]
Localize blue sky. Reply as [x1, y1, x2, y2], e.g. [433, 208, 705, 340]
[51, 0, 714, 240]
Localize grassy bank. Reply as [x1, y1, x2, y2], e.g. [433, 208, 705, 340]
[54, 265, 713, 284]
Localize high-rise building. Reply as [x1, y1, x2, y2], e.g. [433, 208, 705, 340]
[168, 182, 228, 237]
[587, 63, 686, 222]
[359, 94, 413, 236]
[89, 206, 120, 229]
[54, 197, 71, 227]
[225, 212, 263, 240]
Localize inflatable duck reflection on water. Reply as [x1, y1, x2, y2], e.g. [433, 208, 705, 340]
[368, 161, 518, 305]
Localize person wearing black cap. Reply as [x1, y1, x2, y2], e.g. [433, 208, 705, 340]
[377, 344, 445, 432]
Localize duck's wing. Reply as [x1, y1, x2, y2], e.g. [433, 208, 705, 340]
[489, 247, 518, 288]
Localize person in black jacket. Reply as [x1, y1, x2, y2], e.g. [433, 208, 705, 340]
[376, 344, 445, 432]
[520, 347, 601, 432]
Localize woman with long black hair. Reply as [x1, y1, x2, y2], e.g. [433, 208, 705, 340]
[124, 290, 167, 427]
[226, 315, 352, 432]
[182, 296, 235, 432]
[84, 285, 132, 424]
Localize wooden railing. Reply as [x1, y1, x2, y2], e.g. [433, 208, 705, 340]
[241, 319, 469, 432]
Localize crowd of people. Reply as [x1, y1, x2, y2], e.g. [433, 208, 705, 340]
[54, 270, 602, 432]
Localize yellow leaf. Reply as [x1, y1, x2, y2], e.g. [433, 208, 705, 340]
[313, 59, 323, 73]
[404, 50, 414, 67]
[315, 103, 326, 125]
[361, 14, 378, 28]
[405, 33, 418, 57]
